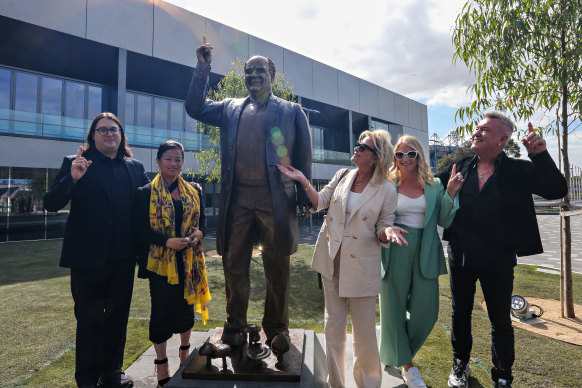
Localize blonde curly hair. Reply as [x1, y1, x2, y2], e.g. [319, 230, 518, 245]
[388, 135, 434, 189]
[358, 130, 394, 185]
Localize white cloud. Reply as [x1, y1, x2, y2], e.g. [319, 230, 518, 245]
[166, 0, 472, 105]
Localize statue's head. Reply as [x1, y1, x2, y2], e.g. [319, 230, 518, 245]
[244, 55, 275, 101]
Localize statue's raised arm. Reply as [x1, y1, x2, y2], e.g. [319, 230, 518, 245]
[196, 36, 213, 65]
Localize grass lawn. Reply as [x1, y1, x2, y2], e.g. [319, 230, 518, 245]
[1, 239, 580, 387]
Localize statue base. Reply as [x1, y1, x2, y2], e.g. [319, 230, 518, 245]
[175, 328, 305, 385]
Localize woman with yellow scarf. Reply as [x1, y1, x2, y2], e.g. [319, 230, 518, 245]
[134, 140, 210, 387]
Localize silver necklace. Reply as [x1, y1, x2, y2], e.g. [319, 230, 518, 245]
[478, 165, 494, 179]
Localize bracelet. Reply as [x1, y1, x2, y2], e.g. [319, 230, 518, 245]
[303, 182, 311, 191]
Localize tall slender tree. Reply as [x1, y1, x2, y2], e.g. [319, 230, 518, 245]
[452, 0, 581, 317]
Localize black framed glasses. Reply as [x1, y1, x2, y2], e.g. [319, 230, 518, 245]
[355, 142, 377, 155]
[395, 150, 419, 160]
[96, 126, 121, 136]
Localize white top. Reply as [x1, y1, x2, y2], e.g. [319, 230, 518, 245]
[345, 191, 362, 225]
[394, 193, 426, 228]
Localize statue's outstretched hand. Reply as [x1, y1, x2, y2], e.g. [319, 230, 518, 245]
[196, 35, 213, 65]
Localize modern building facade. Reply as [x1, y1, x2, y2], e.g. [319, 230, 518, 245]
[0, 0, 428, 241]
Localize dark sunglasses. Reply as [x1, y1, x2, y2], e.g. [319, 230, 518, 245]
[96, 126, 121, 136]
[395, 150, 418, 160]
[355, 142, 377, 155]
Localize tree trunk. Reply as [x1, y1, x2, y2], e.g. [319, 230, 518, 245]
[560, 32, 575, 316]
[556, 113, 565, 317]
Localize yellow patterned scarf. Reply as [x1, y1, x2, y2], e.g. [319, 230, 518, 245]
[147, 174, 211, 324]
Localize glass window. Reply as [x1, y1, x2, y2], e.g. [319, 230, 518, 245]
[65, 81, 85, 119]
[0, 68, 10, 110]
[170, 101, 184, 132]
[185, 111, 197, 133]
[311, 126, 324, 150]
[14, 72, 38, 113]
[136, 94, 152, 128]
[41, 77, 62, 115]
[87, 85, 103, 120]
[153, 97, 168, 130]
[125, 93, 135, 126]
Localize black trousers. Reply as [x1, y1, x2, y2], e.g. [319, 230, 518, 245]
[449, 261, 515, 383]
[70, 258, 135, 386]
[222, 186, 290, 339]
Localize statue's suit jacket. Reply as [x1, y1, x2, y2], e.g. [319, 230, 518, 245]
[311, 168, 397, 298]
[381, 178, 459, 280]
[185, 63, 312, 257]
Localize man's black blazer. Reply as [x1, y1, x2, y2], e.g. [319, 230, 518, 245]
[44, 151, 149, 269]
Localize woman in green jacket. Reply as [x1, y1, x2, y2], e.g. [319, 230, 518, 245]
[379, 135, 463, 388]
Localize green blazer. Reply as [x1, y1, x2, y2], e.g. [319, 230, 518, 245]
[381, 177, 459, 280]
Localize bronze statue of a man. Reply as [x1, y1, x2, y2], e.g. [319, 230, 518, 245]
[185, 40, 312, 355]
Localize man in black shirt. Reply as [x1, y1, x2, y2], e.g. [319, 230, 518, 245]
[437, 111, 567, 388]
[44, 112, 149, 388]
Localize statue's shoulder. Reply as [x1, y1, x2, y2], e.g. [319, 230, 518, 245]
[225, 96, 247, 109]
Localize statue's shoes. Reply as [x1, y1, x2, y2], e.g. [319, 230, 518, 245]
[221, 330, 246, 346]
[268, 332, 291, 355]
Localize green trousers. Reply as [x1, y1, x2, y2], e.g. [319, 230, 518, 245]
[379, 225, 439, 367]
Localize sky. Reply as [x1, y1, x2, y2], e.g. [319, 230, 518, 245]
[165, 0, 582, 167]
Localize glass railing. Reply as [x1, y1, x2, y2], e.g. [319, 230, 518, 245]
[0, 109, 88, 141]
[0, 109, 213, 152]
[312, 149, 352, 165]
[1, 109, 350, 164]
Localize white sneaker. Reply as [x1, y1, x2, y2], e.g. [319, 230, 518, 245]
[448, 358, 471, 388]
[401, 366, 427, 388]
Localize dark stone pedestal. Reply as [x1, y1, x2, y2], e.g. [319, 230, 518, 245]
[166, 329, 318, 388]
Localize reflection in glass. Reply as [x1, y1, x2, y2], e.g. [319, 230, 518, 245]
[8, 167, 47, 240]
[66, 81, 85, 119]
[41, 77, 63, 116]
[14, 72, 38, 113]
[311, 126, 324, 151]
[170, 100, 183, 132]
[125, 92, 135, 126]
[0, 68, 10, 111]
[136, 94, 152, 128]
[87, 85, 103, 120]
[0, 166, 9, 241]
[154, 97, 168, 130]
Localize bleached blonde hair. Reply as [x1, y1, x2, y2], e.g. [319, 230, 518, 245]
[388, 135, 434, 189]
[358, 130, 394, 185]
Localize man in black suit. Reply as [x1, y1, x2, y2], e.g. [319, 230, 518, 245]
[44, 112, 148, 388]
[438, 111, 567, 388]
[185, 40, 312, 355]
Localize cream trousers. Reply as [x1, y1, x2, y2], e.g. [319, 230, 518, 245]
[323, 253, 382, 388]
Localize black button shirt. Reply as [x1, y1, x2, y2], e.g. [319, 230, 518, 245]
[94, 151, 134, 259]
[448, 156, 517, 270]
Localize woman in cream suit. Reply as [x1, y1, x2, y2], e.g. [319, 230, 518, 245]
[278, 129, 396, 388]
[379, 135, 463, 388]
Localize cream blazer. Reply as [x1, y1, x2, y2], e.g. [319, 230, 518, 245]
[311, 168, 397, 297]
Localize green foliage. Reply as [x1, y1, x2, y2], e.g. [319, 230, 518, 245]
[437, 140, 475, 173]
[437, 137, 522, 172]
[452, 0, 582, 138]
[505, 137, 521, 158]
[193, 59, 296, 182]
